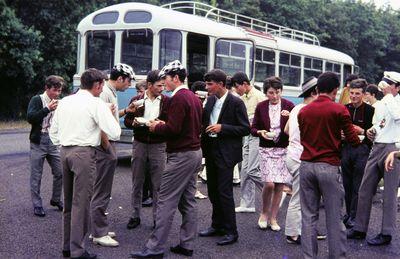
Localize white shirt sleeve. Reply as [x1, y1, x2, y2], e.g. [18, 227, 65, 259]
[49, 108, 60, 145]
[94, 100, 121, 140]
[382, 94, 400, 122]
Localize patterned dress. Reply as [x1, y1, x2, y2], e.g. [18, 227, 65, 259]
[259, 101, 291, 183]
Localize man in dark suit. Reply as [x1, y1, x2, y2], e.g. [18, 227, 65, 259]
[199, 69, 250, 246]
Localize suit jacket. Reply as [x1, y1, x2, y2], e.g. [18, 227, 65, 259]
[201, 92, 250, 168]
[27, 95, 51, 144]
[251, 98, 295, 148]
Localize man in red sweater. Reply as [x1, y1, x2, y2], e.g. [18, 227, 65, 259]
[298, 72, 360, 259]
[130, 60, 203, 258]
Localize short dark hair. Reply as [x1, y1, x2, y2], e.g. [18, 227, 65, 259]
[302, 88, 318, 98]
[204, 69, 227, 86]
[317, 72, 340, 94]
[45, 75, 65, 89]
[349, 78, 368, 92]
[147, 70, 161, 85]
[226, 76, 233, 89]
[263, 76, 283, 93]
[345, 74, 359, 84]
[80, 68, 107, 89]
[110, 67, 129, 81]
[191, 81, 206, 92]
[366, 84, 383, 100]
[231, 72, 250, 85]
[135, 79, 147, 91]
[167, 69, 187, 83]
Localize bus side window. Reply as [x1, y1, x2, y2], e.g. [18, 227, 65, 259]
[159, 29, 182, 68]
[87, 31, 115, 71]
[121, 29, 153, 75]
[304, 57, 322, 79]
[279, 52, 301, 86]
[255, 48, 275, 82]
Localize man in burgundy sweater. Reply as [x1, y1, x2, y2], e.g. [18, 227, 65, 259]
[130, 60, 203, 258]
[298, 72, 360, 259]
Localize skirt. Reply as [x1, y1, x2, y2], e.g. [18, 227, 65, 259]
[259, 147, 291, 184]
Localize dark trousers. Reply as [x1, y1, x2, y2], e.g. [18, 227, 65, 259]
[205, 151, 237, 235]
[341, 143, 370, 220]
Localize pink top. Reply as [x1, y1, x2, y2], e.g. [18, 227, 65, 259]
[287, 103, 306, 163]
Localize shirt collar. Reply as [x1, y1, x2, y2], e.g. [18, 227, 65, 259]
[106, 81, 117, 97]
[244, 86, 255, 98]
[171, 85, 188, 96]
[144, 90, 161, 101]
[317, 95, 333, 102]
[217, 90, 229, 104]
[41, 91, 52, 104]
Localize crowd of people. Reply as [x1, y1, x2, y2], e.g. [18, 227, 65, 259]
[26, 59, 400, 258]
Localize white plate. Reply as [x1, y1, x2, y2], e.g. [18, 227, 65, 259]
[135, 117, 148, 125]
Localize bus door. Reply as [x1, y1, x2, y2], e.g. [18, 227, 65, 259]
[187, 33, 209, 88]
[214, 38, 255, 81]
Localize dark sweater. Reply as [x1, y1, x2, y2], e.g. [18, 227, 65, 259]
[124, 93, 170, 144]
[344, 102, 374, 147]
[27, 95, 51, 144]
[251, 98, 295, 148]
[154, 88, 203, 153]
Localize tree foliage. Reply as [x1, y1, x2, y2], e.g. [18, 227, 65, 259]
[1, 0, 400, 119]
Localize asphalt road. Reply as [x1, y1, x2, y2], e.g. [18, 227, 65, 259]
[1, 129, 399, 259]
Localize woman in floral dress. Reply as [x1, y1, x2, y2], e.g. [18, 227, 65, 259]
[251, 76, 294, 231]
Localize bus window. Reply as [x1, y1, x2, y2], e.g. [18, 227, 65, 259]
[255, 48, 275, 82]
[124, 11, 152, 23]
[159, 29, 182, 68]
[343, 64, 352, 85]
[326, 61, 341, 80]
[279, 52, 301, 86]
[87, 31, 115, 71]
[215, 39, 254, 78]
[304, 57, 322, 79]
[187, 33, 208, 86]
[121, 29, 153, 75]
[93, 11, 119, 25]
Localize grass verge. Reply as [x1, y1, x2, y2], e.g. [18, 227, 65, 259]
[0, 120, 30, 130]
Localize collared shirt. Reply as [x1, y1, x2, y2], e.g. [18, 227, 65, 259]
[287, 103, 306, 162]
[171, 85, 189, 96]
[100, 81, 119, 121]
[49, 90, 121, 147]
[241, 86, 265, 122]
[298, 95, 359, 166]
[209, 90, 228, 138]
[40, 91, 53, 133]
[373, 94, 400, 143]
[143, 91, 161, 120]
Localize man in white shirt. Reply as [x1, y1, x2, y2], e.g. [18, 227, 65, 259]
[50, 68, 121, 259]
[123, 69, 169, 230]
[348, 71, 400, 246]
[90, 63, 136, 247]
[27, 76, 65, 217]
[284, 77, 318, 245]
[231, 72, 265, 213]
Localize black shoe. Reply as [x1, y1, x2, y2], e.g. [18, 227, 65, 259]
[347, 229, 366, 240]
[50, 200, 64, 211]
[127, 217, 141, 229]
[367, 233, 392, 246]
[34, 207, 46, 217]
[142, 198, 153, 207]
[217, 234, 238, 246]
[62, 250, 71, 257]
[71, 251, 97, 259]
[129, 248, 164, 258]
[345, 218, 355, 229]
[286, 235, 301, 245]
[199, 227, 225, 237]
[170, 245, 193, 256]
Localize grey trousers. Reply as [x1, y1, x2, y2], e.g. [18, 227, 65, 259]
[30, 133, 62, 208]
[146, 149, 202, 253]
[300, 161, 346, 259]
[61, 146, 96, 258]
[131, 141, 166, 220]
[285, 156, 301, 237]
[91, 142, 117, 238]
[354, 143, 400, 235]
[239, 135, 263, 209]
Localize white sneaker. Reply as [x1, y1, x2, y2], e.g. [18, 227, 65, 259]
[93, 235, 119, 247]
[195, 190, 208, 199]
[89, 232, 116, 239]
[270, 220, 281, 232]
[235, 207, 256, 213]
[258, 218, 268, 229]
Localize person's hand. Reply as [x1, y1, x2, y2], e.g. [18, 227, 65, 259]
[148, 120, 163, 132]
[385, 151, 399, 172]
[48, 100, 58, 111]
[125, 102, 137, 114]
[206, 124, 222, 134]
[366, 127, 376, 142]
[353, 125, 364, 135]
[257, 130, 272, 140]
